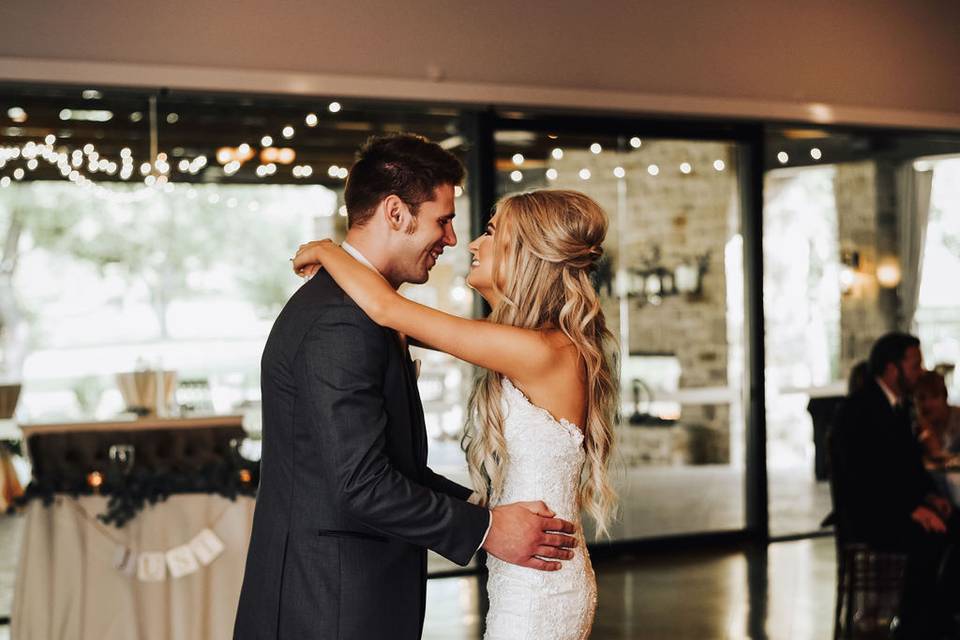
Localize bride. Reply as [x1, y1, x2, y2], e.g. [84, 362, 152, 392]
[293, 189, 618, 640]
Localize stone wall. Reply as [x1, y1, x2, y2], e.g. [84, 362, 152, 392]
[834, 161, 899, 376]
[547, 140, 739, 463]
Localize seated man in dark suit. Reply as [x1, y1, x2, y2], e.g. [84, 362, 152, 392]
[831, 332, 957, 637]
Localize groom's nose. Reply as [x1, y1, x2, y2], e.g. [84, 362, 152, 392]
[443, 223, 457, 247]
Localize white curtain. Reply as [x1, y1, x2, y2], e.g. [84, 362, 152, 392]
[895, 163, 934, 332]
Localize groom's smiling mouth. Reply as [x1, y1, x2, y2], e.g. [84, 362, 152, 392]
[428, 247, 443, 267]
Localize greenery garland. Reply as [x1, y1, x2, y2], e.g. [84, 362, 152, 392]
[11, 458, 259, 528]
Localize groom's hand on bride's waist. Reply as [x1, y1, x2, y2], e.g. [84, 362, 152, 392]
[481, 501, 577, 572]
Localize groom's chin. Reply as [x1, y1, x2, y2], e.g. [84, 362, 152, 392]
[408, 270, 430, 285]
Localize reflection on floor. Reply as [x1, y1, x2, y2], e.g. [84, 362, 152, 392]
[425, 537, 837, 640]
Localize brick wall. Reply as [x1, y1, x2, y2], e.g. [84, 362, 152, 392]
[548, 141, 739, 463]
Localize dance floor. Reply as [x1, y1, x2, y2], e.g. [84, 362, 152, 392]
[0, 465, 833, 638]
[423, 537, 836, 639]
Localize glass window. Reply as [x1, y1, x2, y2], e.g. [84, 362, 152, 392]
[494, 126, 749, 540]
[0, 85, 479, 573]
[763, 128, 960, 537]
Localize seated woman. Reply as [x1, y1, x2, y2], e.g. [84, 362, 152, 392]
[915, 370, 960, 464]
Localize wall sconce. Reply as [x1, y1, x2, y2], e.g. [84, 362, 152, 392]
[839, 249, 860, 295]
[876, 257, 902, 289]
[622, 246, 709, 305]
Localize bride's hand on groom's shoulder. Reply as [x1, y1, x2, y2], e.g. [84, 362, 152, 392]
[482, 501, 578, 572]
[291, 239, 334, 279]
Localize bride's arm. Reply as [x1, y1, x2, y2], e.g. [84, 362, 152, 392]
[293, 240, 556, 379]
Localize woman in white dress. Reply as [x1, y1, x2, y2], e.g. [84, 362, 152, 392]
[293, 189, 618, 640]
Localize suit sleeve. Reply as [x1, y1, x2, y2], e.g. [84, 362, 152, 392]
[303, 305, 489, 566]
[422, 467, 475, 502]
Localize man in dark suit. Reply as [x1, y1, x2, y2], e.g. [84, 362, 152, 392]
[832, 332, 957, 637]
[234, 134, 578, 639]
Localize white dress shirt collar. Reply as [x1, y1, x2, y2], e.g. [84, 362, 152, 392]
[341, 241, 379, 274]
[876, 377, 901, 409]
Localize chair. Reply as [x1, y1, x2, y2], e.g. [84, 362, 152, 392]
[834, 543, 907, 639]
[828, 425, 908, 639]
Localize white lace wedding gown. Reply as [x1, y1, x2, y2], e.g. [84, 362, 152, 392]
[484, 378, 597, 640]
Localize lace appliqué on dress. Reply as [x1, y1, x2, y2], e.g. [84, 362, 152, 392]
[483, 379, 597, 640]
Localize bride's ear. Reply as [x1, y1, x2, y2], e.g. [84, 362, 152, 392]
[382, 195, 408, 232]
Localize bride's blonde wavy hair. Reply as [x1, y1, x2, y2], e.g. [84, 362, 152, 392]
[462, 189, 618, 537]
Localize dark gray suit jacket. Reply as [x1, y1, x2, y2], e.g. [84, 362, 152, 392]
[234, 271, 489, 639]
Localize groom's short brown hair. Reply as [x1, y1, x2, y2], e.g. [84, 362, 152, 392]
[344, 134, 465, 229]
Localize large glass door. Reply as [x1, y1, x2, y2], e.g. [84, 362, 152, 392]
[763, 127, 960, 537]
[490, 119, 753, 541]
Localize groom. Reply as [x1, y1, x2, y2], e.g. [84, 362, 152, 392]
[234, 134, 578, 639]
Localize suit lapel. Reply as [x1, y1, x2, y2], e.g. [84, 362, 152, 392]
[393, 332, 428, 468]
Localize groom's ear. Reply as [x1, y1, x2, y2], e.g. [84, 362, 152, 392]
[382, 195, 409, 232]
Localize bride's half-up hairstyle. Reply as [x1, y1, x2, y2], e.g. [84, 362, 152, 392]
[463, 189, 618, 537]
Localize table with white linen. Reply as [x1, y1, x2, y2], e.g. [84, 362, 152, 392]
[12, 493, 255, 640]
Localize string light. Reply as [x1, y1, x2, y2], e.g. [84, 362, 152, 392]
[589, 143, 602, 154]
[512, 153, 524, 165]
[7, 107, 27, 123]
[630, 137, 642, 149]
[777, 151, 789, 164]
[546, 168, 558, 180]
[810, 148, 822, 160]
[613, 166, 625, 178]
[0, 96, 356, 191]
[647, 164, 660, 176]
[510, 170, 523, 182]
[713, 160, 725, 172]
[551, 148, 563, 160]
[578, 168, 591, 180]
[680, 162, 692, 174]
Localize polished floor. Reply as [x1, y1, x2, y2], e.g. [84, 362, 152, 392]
[0, 530, 836, 639]
[423, 538, 837, 640]
[0, 465, 835, 638]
